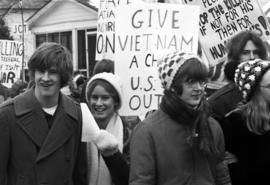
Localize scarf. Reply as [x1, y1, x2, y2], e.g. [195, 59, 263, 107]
[87, 113, 123, 185]
[160, 90, 221, 159]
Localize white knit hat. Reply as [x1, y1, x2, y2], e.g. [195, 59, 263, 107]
[85, 72, 124, 108]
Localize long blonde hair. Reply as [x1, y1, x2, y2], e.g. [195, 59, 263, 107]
[239, 89, 270, 135]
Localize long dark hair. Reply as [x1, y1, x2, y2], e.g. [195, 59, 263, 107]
[227, 30, 268, 62]
[224, 31, 268, 82]
[238, 88, 270, 135]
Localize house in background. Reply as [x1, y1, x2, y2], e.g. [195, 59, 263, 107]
[1, 0, 98, 79]
[1, 0, 50, 74]
[1, 0, 269, 80]
[26, 0, 98, 77]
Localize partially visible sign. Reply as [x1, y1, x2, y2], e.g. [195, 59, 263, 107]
[10, 22, 34, 69]
[95, 0, 138, 60]
[0, 40, 23, 88]
[11, 23, 28, 35]
[183, 0, 270, 89]
[115, 3, 200, 116]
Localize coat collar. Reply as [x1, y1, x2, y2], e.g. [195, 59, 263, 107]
[14, 88, 80, 162]
[14, 88, 41, 116]
[14, 88, 78, 121]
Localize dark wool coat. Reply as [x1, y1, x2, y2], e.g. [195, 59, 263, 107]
[0, 89, 87, 185]
[221, 110, 270, 185]
[129, 109, 231, 185]
[208, 83, 242, 122]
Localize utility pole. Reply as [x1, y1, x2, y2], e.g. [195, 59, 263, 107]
[19, 0, 25, 82]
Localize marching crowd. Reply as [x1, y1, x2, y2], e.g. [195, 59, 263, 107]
[0, 29, 270, 185]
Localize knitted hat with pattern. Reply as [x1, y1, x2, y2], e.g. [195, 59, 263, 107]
[234, 59, 270, 102]
[157, 51, 203, 90]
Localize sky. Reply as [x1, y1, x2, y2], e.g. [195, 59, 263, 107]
[90, 0, 99, 7]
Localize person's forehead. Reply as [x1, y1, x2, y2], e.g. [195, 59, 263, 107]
[92, 85, 110, 94]
[43, 65, 58, 71]
[243, 40, 258, 50]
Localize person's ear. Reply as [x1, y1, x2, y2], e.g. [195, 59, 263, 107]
[30, 71, 35, 81]
[114, 102, 120, 110]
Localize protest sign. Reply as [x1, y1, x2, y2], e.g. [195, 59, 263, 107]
[95, 0, 139, 60]
[10, 23, 34, 69]
[0, 40, 23, 88]
[115, 3, 200, 116]
[11, 23, 28, 35]
[183, 0, 270, 89]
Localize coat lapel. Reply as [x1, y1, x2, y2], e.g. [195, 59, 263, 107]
[15, 89, 49, 148]
[14, 89, 80, 162]
[36, 95, 79, 162]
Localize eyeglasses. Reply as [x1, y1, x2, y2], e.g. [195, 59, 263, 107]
[260, 84, 270, 89]
[184, 79, 207, 88]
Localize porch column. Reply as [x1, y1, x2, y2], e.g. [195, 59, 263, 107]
[72, 28, 78, 71]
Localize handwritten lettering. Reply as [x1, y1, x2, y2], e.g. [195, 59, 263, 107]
[131, 9, 180, 29]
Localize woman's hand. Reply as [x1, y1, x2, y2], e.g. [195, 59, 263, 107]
[94, 130, 119, 157]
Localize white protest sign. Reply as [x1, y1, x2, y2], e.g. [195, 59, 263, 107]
[11, 23, 28, 36]
[81, 103, 100, 142]
[183, 0, 270, 89]
[0, 40, 23, 88]
[95, 0, 140, 60]
[115, 3, 200, 116]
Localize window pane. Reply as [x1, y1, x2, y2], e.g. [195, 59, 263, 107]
[36, 34, 46, 47]
[78, 30, 86, 69]
[87, 34, 97, 76]
[48, 33, 59, 43]
[60, 31, 72, 53]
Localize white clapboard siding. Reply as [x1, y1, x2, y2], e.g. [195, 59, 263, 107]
[30, 0, 97, 33]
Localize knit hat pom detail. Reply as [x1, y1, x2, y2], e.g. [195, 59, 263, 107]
[234, 59, 270, 102]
